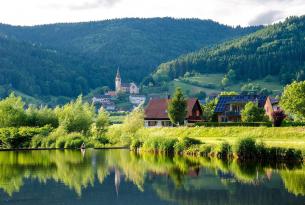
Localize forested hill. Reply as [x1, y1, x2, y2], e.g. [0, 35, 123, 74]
[0, 35, 102, 97]
[152, 16, 305, 85]
[0, 18, 260, 99]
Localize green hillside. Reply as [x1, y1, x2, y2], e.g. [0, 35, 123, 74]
[152, 16, 305, 85]
[142, 73, 283, 98]
[0, 18, 260, 102]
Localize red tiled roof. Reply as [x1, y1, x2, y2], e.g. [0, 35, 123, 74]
[144, 98, 199, 119]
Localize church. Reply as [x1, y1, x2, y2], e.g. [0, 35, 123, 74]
[115, 69, 139, 94]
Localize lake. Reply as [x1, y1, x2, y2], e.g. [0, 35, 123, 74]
[0, 149, 304, 205]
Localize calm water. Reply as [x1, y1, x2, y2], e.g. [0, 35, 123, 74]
[0, 149, 304, 205]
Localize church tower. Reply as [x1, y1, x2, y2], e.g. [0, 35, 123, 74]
[115, 68, 121, 93]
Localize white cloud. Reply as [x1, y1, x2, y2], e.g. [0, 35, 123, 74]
[0, 0, 304, 26]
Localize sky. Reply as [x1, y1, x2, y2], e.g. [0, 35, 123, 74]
[0, 0, 305, 26]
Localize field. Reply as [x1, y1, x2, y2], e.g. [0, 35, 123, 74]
[149, 73, 284, 97]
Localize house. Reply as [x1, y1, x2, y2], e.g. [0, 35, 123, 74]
[214, 95, 278, 122]
[100, 101, 116, 111]
[115, 69, 139, 94]
[129, 95, 146, 105]
[144, 98, 203, 127]
[92, 95, 112, 104]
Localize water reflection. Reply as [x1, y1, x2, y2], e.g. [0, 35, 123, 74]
[0, 149, 304, 204]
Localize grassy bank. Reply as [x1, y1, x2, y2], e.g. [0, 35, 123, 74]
[134, 127, 305, 151]
[126, 126, 305, 161]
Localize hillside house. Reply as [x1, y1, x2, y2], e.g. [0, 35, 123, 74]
[144, 98, 203, 127]
[214, 95, 279, 122]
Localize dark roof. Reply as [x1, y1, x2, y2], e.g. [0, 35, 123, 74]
[270, 98, 279, 104]
[214, 95, 268, 113]
[145, 98, 199, 119]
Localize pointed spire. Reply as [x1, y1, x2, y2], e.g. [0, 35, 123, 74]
[116, 67, 121, 79]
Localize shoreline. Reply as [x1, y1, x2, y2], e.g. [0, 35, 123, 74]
[0, 147, 129, 152]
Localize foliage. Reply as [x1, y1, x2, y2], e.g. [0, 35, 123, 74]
[122, 107, 144, 134]
[0, 126, 52, 149]
[168, 88, 187, 125]
[280, 80, 305, 121]
[0, 93, 27, 128]
[195, 122, 272, 127]
[201, 98, 218, 122]
[26, 105, 59, 128]
[142, 137, 178, 153]
[241, 102, 267, 122]
[272, 110, 287, 127]
[95, 107, 110, 133]
[219, 91, 238, 96]
[153, 16, 305, 85]
[235, 138, 257, 160]
[55, 96, 95, 133]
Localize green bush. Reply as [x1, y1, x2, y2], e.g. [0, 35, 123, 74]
[0, 126, 52, 149]
[30, 135, 45, 148]
[55, 137, 66, 149]
[65, 138, 84, 149]
[235, 138, 257, 160]
[174, 137, 201, 154]
[142, 137, 177, 153]
[215, 142, 232, 159]
[194, 122, 272, 127]
[130, 138, 143, 151]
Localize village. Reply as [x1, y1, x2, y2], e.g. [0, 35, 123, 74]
[92, 69, 281, 127]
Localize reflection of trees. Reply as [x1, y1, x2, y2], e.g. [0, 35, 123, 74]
[0, 149, 304, 203]
[280, 165, 305, 196]
[0, 150, 94, 196]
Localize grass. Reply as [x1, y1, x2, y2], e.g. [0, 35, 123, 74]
[134, 126, 305, 153]
[169, 74, 283, 96]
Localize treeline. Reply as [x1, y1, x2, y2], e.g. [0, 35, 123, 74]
[0, 18, 260, 100]
[152, 16, 305, 84]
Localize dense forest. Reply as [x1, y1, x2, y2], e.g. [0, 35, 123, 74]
[152, 16, 305, 85]
[0, 18, 260, 100]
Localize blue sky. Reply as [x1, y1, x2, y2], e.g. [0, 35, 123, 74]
[1, 0, 305, 26]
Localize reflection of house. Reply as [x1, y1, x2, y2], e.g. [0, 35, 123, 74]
[144, 98, 203, 127]
[129, 95, 146, 105]
[115, 69, 139, 94]
[214, 95, 278, 122]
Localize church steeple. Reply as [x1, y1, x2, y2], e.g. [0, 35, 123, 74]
[115, 68, 121, 93]
[116, 68, 121, 79]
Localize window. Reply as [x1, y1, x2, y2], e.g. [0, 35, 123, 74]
[162, 121, 172, 127]
[148, 121, 157, 126]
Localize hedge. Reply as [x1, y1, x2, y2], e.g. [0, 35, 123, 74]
[194, 122, 272, 127]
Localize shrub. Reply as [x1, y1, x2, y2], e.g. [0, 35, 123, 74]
[142, 137, 177, 153]
[194, 122, 272, 127]
[235, 137, 257, 160]
[174, 137, 201, 154]
[0, 126, 52, 149]
[55, 137, 66, 149]
[31, 135, 45, 148]
[130, 138, 143, 151]
[215, 142, 232, 159]
[272, 110, 286, 127]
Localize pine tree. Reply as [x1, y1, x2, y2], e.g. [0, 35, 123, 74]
[168, 88, 187, 126]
